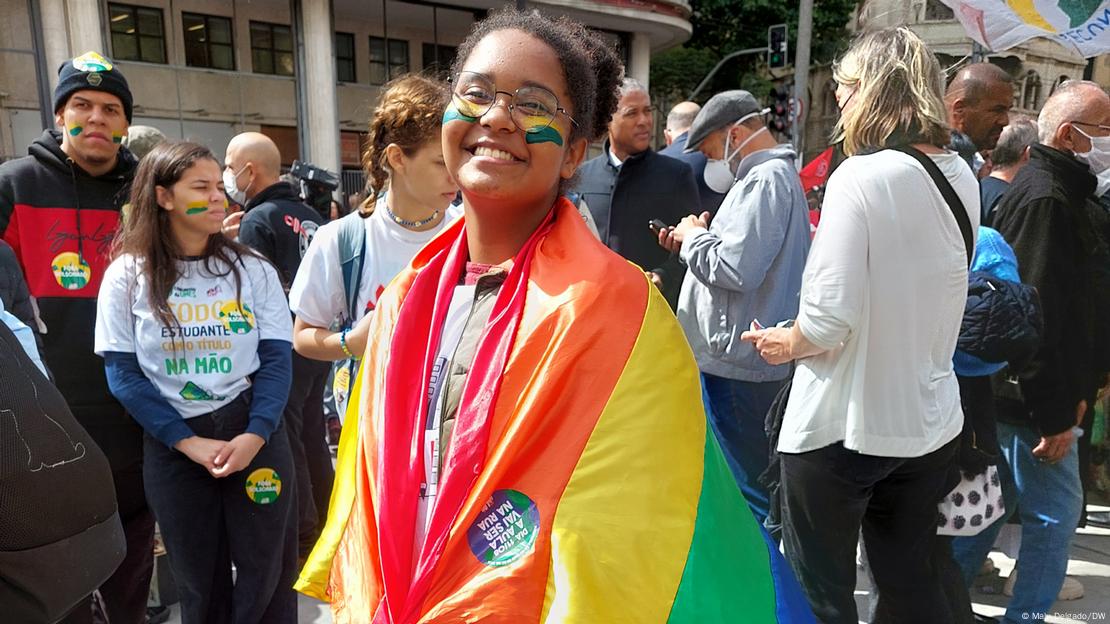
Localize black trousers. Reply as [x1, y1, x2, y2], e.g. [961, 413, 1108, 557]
[142, 392, 297, 624]
[283, 352, 334, 557]
[780, 437, 960, 624]
[60, 414, 155, 624]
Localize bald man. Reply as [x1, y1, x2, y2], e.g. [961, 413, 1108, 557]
[951, 81, 1110, 621]
[945, 63, 1013, 166]
[223, 132, 332, 559]
[660, 100, 726, 216]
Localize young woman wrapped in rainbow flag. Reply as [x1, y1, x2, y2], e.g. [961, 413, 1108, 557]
[296, 10, 814, 624]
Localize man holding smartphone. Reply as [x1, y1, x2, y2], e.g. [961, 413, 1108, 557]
[657, 91, 810, 525]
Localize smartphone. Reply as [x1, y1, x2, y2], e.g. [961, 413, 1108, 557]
[648, 219, 669, 234]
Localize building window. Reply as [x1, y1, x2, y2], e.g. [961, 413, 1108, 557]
[183, 13, 234, 70]
[369, 37, 409, 85]
[336, 32, 356, 82]
[1022, 71, 1042, 110]
[109, 3, 166, 63]
[923, 0, 955, 21]
[251, 22, 294, 76]
[1051, 75, 1070, 95]
[421, 43, 457, 76]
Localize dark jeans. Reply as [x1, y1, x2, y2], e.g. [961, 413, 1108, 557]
[143, 392, 297, 624]
[60, 414, 155, 624]
[284, 352, 335, 557]
[780, 437, 960, 624]
[701, 373, 784, 524]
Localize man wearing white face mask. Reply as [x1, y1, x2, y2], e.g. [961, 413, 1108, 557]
[952, 80, 1110, 620]
[657, 90, 810, 525]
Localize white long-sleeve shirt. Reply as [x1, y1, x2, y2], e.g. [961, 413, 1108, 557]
[778, 149, 980, 458]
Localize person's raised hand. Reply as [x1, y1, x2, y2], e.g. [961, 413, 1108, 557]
[222, 211, 245, 239]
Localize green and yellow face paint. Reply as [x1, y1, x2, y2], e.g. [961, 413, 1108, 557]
[443, 100, 480, 125]
[111, 131, 124, 144]
[67, 123, 83, 137]
[185, 200, 209, 215]
[522, 115, 567, 147]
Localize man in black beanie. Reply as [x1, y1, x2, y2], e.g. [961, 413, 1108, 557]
[0, 51, 153, 624]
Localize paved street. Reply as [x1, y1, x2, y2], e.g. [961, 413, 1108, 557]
[161, 505, 1110, 624]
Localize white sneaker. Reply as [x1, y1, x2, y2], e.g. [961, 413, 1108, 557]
[1003, 568, 1085, 600]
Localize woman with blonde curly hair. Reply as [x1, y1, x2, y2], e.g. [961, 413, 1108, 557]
[743, 27, 981, 623]
[289, 73, 460, 383]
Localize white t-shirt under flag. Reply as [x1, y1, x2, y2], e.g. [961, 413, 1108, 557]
[289, 203, 462, 328]
[94, 253, 293, 417]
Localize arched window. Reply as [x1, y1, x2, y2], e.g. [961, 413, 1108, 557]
[1051, 75, 1070, 95]
[1022, 71, 1042, 110]
[923, 0, 955, 21]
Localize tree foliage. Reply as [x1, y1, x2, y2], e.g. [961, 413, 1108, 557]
[651, 0, 857, 102]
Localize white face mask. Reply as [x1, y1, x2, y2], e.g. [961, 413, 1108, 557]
[703, 111, 768, 194]
[1096, 169, 1110, 198]
[223, 165, 249, 205]
[1073, 126, 1110, 175]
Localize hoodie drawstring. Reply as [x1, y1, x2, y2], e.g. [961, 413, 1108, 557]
[66, 158, 86, 264]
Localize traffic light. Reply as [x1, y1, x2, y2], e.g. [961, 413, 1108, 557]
[768, 24, 788, 69]
[769, 87, 791, 134]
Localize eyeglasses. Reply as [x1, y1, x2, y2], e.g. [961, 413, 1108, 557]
[450, 71, 578, 136]
[1070, 120, 1110, 133]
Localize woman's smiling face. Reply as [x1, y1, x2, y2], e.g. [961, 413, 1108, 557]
[442, 29, 584, 209]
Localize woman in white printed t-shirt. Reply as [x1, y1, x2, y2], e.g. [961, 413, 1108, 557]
[94, 141, 298, 624]
[289, 75, 460, 414]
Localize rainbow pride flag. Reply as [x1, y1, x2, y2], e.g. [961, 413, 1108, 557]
[296, 198, 814, 623]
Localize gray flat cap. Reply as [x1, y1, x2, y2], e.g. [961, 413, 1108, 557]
[684, 90, 762, 152]
[123, 125, 167, 160]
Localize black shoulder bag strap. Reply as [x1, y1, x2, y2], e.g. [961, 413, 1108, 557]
[894, 145, 974, 268]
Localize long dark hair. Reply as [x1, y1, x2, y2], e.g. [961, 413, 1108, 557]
[114, 141, 253, 331]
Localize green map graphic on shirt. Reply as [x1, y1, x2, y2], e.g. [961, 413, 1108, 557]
[179, 381, 224, 401]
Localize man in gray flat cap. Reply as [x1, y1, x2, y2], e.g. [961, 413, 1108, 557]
[658, 90, 810, 526]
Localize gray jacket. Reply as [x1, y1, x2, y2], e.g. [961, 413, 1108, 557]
[677, 144, 810, 382]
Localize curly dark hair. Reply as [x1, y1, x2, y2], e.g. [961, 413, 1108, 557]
[451, 8, 623, 144]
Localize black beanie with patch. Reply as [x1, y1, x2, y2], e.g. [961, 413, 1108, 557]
[53, 51, 133, 122]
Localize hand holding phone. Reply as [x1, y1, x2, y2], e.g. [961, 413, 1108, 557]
[648, 219, 669, 234]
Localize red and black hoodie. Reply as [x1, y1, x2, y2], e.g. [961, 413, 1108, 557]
[0, 129, 136, 424]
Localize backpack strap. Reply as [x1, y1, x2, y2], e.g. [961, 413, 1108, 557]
[336, 211, 367, 325]
[894, 145, 975, 267]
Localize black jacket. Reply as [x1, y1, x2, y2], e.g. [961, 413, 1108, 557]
[0, 130, 136, 424]
[658, 132, 726, 217]
[239, 182, 323, 288]
[0, 319, 124, 622]
[990, 145, 1102, 435]
[0, 239, 36, 331]
[571, 142, 700, 308]
[957, 271, 1042, 366]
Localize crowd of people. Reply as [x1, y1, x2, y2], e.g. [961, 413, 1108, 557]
[0, 8, 1108, 624]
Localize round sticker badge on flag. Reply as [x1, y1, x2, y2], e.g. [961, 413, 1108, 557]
[467, 489, 540, 567]
[245, 468, 282, 505]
